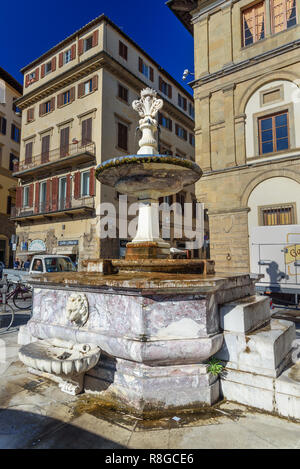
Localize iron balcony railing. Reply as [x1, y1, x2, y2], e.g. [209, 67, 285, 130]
[11, 196, 95, 219]
[13, 140, 96, 173]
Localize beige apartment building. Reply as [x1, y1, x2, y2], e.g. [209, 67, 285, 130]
[13, 15, 196, 266]
[168, 0, 300, 273]
[0, 67, 22, 266]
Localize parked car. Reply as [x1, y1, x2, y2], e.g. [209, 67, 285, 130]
[29, 255, 77, 274]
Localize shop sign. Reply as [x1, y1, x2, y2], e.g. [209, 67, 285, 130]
[58, 240, 79, 246]
[28, 240, 46, 252]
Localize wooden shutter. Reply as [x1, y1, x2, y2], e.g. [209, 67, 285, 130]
[168, 85, 172, 99]
[60, 127, 69, 157]
[92, 75, 98, 91]
[159, 76, 163, 92]
[35, 68, 39, 81]
[34, 182, 40, 213]
[183, 98, 187, 111]
[139, 57, 143, 73]
[16, 187, 22, 209]
[50, 97, 55, 112]
[71, 44, 76, 60]
[57, 92, 63, 108]
[11, 124, 15, 140]
[29, 184, 34, 207]
[158, 112, 162, 125]
[27, 108, 34, 122]
[46, 180, 51, 211]
[89, 168, 95, 196]
[82, 118, 92, 145]
[118, 123, 127, 150]
[70, 87, 75, 102]
[25, 142, 33, 164]
[78, 39, 84, 55]
[39, 103, 44, 116]
[25, 75, 30, 88]
[92, 30, 99, 47]
[59, 52, 63, 67]
[169, 119, 173, 132]
[78, 82, 84, 98]
[51, 57, 56, 71]
[66, 174, 71, 209]
[41, 135, 50, 163]
[51, 178, 58, 211]
[41, 64, 45, 78]
[175, 123, 179, 136]
[74, 172, 81, 199]
[150, 67, 154, 82]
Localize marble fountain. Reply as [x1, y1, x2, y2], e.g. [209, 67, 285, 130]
[18, 89, 300, 419]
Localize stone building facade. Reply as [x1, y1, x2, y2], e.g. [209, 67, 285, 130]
[13, 15, 197, 266]
[168, 0, 300, 273]
[0, 68, 22, 266]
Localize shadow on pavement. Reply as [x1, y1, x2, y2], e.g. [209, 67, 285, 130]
[0, 408, 126, 449]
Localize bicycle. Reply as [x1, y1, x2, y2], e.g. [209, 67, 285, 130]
[0, 275, 15, 333]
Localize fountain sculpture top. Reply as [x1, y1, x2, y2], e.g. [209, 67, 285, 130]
[96, 88, 202, 259]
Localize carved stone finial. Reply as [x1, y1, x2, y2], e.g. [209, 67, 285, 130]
[132, 88, 164, 155]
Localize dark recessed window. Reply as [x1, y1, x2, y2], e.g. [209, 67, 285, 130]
[119, 41, 128, 60]
[118, 84, 128, 103]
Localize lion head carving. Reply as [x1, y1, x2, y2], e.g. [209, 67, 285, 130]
[66, 293, 89, 327]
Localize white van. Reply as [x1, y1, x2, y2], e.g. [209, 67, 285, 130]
[29, 255, 77, 274]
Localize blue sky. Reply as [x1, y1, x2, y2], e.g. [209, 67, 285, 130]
[2, 0, 194, 94]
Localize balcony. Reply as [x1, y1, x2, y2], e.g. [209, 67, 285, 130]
[13, 141, 96, 181]
[11, 196, 95, 223]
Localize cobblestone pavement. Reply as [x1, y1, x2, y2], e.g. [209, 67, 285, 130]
[1, 330, 300, 449]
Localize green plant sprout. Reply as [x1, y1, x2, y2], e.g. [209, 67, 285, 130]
[208, 357, 224, 376]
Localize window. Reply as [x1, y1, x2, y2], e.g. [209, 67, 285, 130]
[11, 124, 20, 143]
[41, 135, 50, 163]
[78, 76, 98, 98]
[258, 111, 289, 154]
[32, 259, 43, 272]
[45, 101, 51, 114]
[23, 186, 30, 207]
[81, 171, 90, 197]
[118, 122, 128, 151]
[159, 77, 172, 98]
[138, 57, 154, 81]
[25, 142, 33, 164]
[189, 133, 195, 147]
[29, 71, 36, 81]
[259, 203, 296, 225]
[84, 36, 93, 52]
[118, 84, 128, 103]
[242, 2, 265, 46]
[27, 108, 34, 123]
[0, 117, 6, 135]
[119, 41, 128, 60]
[45, 61, 52, 75]
[60, 127, 70, 157]
[40, 98, 55, 116]
[175, 124, 187, 141]
[158, 112, 172, 131]
[40, 181, 47, 212]
[59, 177, 67, 210]
[63, 90, 70, 105]
[7, 196, 12, 215]
[271, 0, 297, 33]
[84, 79, 93, 95]
[82, 118, 92, 145]
[9, 153, 16, 171]
[189, 103, 195, 119]
[178, 94, 187, 111]
[64, 49, 72, 64]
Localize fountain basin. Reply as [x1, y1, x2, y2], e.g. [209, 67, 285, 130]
[19, 340, 100, 377]
[96, 155, 202, 199]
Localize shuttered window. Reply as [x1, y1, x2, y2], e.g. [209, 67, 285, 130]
[242, 2, 265, 46]
[159, 77, 172, 99]
[118, 122, 128, 151]
[41, 135, 50, 163]
[39, 98, 55, 116]
[27, 108, 34, 123]
[119, 41, 128, 60]
[178, 94, 187, 111]
[118, 84, 128, 103]
[271, 0, 297, 33]
[158, 112, 172, 131]
[11, 124, 20, 143]
[25, 142, 33, 164]
[60, 127, 70, 157]
[138, 57, 154, 81]
[82, 118, 92, 145]
[175, 123, 187, 141]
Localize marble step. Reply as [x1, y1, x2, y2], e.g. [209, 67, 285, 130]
[219, 295, 271, 333]
[216, 319, 295, 377]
